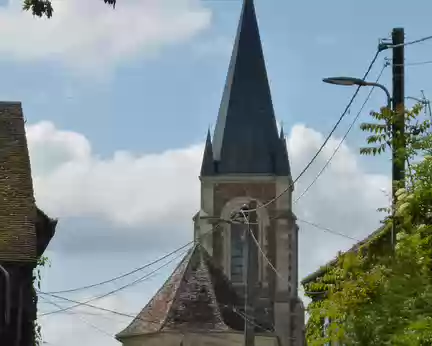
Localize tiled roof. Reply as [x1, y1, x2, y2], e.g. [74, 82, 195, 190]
[0, 102, 38, 262]
[116, 244, 244, 340]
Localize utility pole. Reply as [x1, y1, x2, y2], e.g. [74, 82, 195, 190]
[244, 200, 258, 346]
[391, 27, 405, 247]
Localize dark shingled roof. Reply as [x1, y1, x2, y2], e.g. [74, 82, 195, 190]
[202, 0, 290, 176]
[0, 102, 38, 262]
[276, 127, 291, 176]
[116, 244, 244, 340]
[200, 130, 215, 176]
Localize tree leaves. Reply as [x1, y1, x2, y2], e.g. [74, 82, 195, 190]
[22, 0, 117, 18]
[305, 103, 432, 345]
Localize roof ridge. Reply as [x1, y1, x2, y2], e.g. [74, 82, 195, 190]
[116, 247, 194, 338]
[195, 245, 231, 330]
[159, 245, 198, 331]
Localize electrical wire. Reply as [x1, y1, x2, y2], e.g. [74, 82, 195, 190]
[239, 209, 285, 284]
[40, 288, 268, 335]
[421, 90, 432, 118]
[388, 34, 432, 49]
[296, 218, 359, 241]
[294, 61, 389, 204]
[36, 44, 397, 316]
[39, 295, 114, 339]
[404, 60, 432, 66]
[39, 247, 190, 316]
[45, 242, 192, 294]
[38, 291, 160, 325]
[44, 212, 234, 296]
[241, 49, 381, 214]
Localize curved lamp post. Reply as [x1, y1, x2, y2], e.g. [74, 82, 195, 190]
[322, 77, 392, 109]
[322, 76, 395, 247]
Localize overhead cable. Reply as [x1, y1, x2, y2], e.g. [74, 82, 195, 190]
[241, 49, 381, 214]
[294, 61, 389, 204]
[39, 248, 190, 316]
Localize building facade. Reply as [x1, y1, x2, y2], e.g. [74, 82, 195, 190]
[117, 0, 304, 345]
[0, 102, 57, 345]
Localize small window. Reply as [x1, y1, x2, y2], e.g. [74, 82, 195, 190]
[231, 222, 246, 283]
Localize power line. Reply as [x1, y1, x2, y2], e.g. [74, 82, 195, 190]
[45, 242, 191, 294]
[39, 296, 114, 339]
[296, 218, 360, 241]
[405, 60, 432, 66]
[294, 61, 389, 204]
[387, 34, 432, 49]
[241, 49, 381, 214]
[38, 291, 160, 324]
[41, 213, 233, 306]
[39, 248, 190, 316]
[44, 212, 233, 296]
[38, 43, 388, 303]
[239, 209, 285, 284]
[40, 289, 263, 334]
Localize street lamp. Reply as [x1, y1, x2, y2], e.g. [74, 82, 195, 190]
[322, 77, 392, 109]
[323, 76, 396, 248]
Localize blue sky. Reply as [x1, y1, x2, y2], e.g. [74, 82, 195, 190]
[1, 0, 431, 344]
[3, 0, 432, 156]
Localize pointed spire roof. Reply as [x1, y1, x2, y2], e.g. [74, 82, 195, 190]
[279, 123, 285, 140]
[209, 0, 286, 175]
[200, 129, 215, 176]
[276, 125, 291, 175]
[116, 245, 244, 340]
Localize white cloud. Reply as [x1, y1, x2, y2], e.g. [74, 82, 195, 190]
[29, 121, 390, 345]
[193, 36, 232, 58]
[29, 121, 201, 229]
[28, 121, 390, 255]
[0, 0, 211, 70]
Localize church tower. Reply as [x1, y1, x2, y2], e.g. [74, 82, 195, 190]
[195, 0, 305, 345]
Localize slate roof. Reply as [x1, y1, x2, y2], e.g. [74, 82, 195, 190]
[116, 244, 244, 340]
[202, 0, 290, 176]
[200, 130, 215, 176]
[0, 102, 38, 262]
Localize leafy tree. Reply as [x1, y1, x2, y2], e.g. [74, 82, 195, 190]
[304, 104, 432, 345]
[34, 255, 50, 345]
[23, 0, 117, 18]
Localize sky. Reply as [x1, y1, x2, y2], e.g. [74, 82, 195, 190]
[1, 0, 432, 344]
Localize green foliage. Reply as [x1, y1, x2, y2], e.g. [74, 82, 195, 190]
[34, 255, 51, 346]
[22, 0, 116, 18]
[304, 103, 432, 345]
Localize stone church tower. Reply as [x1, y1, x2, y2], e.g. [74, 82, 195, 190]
[116, 1, 305, 345]
[194, 0, 305, 345]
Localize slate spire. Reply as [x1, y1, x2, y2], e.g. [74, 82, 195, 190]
[276, 125, 291, 175]
[204, 0, 289, 176]
[200, 129, 214, 176]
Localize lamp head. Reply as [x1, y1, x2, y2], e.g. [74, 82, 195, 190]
[323, 77, 367, 86]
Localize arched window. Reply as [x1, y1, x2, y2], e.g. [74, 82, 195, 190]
[220, 197, 270, 285]
[230, 222, 246, 283]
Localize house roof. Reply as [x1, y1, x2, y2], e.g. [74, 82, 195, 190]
[116, 244, 244, 340]
[201, 0, 290, 176]
[301, 227, 386, 285]
[0, 102, 38, 262]
[35, 207, 57, 258]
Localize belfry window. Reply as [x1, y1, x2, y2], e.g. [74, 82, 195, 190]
[230, 222, 246, 283]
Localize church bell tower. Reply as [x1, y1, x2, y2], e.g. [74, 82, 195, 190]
[194, 0, 305, 345]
